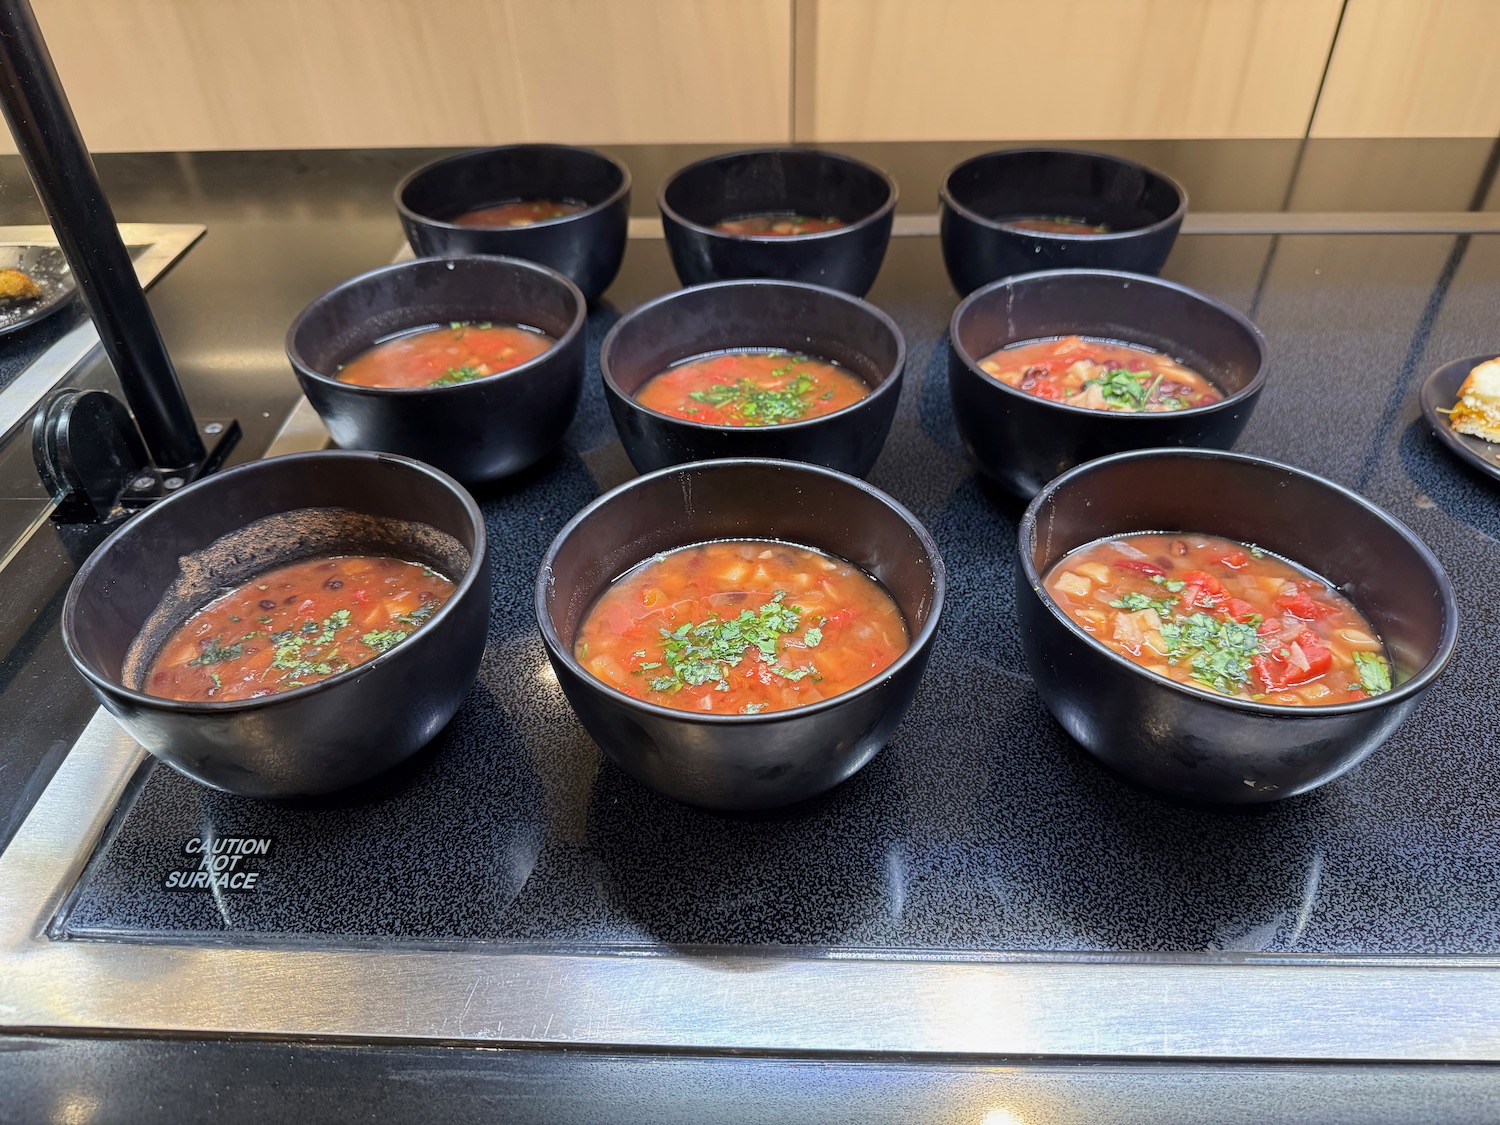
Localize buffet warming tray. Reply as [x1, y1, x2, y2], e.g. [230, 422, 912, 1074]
[2, 218, 1499, 1062]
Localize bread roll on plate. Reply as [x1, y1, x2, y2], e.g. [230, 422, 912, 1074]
[1450, 357, 1500, 444]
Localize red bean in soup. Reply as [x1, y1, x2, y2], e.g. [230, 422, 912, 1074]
[336, 322, 554, 389]
[451, 200, 586, 227]
[634, 349, 870, 426]
[145, 556, 454, 702]
[713, 213, 845, 236]
[575, 539, 909, 716]
[978, 335, 1222, 412]
[1044, 533, 1393, 706]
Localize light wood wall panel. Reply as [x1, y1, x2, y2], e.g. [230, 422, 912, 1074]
[1310, 0, 1500, 138]
[798, 0, 1344, 141]
[15, 0, 791, 153]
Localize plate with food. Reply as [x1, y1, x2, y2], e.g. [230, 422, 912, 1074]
[1421, 353, 1500, 483]
[0, 244, 76, 337]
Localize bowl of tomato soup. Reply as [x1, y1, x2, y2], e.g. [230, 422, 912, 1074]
[287, 255, 586, 483]
[397, 143, 630, 304]
[658, 148, 897, 296]
[949, 269, 1267, 498]
[1018, 448, 1457, 804]
[601, 280, 905, 477]
[940, 147, 1186, 296]
[62, 451, 490, 799]
[536, 458, 944, 810]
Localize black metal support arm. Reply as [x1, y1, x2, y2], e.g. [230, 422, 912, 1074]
[0, 0, 204, 469]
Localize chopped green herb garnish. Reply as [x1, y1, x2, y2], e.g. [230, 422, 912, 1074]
[1354, 651, 1392, 696]
[430, 365, 485, 387]
[1157, 612, 1261, 694]
[646, 592, 809, 693]
[394, 602, 437, 629]
[190, 640, 244, 666]
[1109, 591, 1179, 614]
[688, 371, 817, 425]
[741, 702, 767, 715]
[803, 626, 823, 647]
[1085, 368, 1160, 412]
[1151, 575, 1186, 593]
[361, 629, 409, 654]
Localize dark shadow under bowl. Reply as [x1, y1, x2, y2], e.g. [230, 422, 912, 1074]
[535, 458, 944, 811]
[63, 451, 490, 798]
[397, 143, 630, 304]
[600, 279, 906, 477]
[949, 268, 1267, 499]
[286, 255, 586, 484]
[659, 148, 897, 296]
[1018, 448, 1457, 804]
[941, 147, 1186, 296]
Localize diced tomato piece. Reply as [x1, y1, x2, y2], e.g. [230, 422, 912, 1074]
[1256, 617, 1281, 636]
[825, 608, 857, 628]
[1345, 689, 1368, 701]
[1252, 653, 1288, 692]
[1030, 381, 1063, 401]
[1113, 557, 1164, 576]
[351, 587, 371, 606]
[1224, 597, 1259, 624]
[1293, 630, 1332, 680]
[1219, 550, 1248, 569]
[1181, 570, 1226, 596]
[1275, 592, 1335, 620]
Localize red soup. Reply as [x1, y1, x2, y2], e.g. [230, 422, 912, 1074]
[145, 556, 453, 702]
[337, 322, 554, 389]
[452, 200, 586, 227]
[1043, 533, 1394, 706]
[978, 335, 1222, 412]
[575, 539, 908, 716]
[713, 213, 845, 236]
[1002, 216, 1111, 234]
[635, 350, 870, 426]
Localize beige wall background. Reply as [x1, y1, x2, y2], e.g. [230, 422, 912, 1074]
[12, 0, 1500, 153]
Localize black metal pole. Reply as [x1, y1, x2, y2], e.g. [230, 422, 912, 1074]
[0, 0, 203, 468]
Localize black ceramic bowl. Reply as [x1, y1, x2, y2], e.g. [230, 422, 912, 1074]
[949, 269, 1267, 499]
[536, 458, 945, 811]
[396, 143, 630, 304]
[286, 255, 586, 484]
[940, 147, 1187, 296]
[62, 451, 490, 799]
[1018, 448, 1457, 804]
[658, 148, 897, 296]
[600, 280, 906, 477]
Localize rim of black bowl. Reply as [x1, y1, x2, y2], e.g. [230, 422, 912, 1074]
[62, 450, 488, 714]
[599, 279, 907, 433]
[949, 268, 1268, 422]
[394, 142, 632, 231]
[657, 147, 899, 242]
[1019, 446, 1460, 717]
[284, 255, 587, 397]
[939, 146, 1188, 242]
[535, 456, 945, 724]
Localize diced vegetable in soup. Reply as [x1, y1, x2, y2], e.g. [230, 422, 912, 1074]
[1044, 533, 1393, 706]
[978, 335, 1221, 412]
[336, 321, 554, 389]
[575, 540, 908, 716]
[1002, 216, 1111, 234]
[452, 200, 586, 227]
[145, 556, 453, 702]
[713, 213, 845, 236]
[635, 349, 869, 426]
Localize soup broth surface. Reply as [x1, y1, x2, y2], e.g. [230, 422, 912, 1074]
[978, 335, 1222, 412]
[713, 213, 845, 236]
[145, 555, 454, 702]
[1044, 532, 1393, 706]
[575, 539, 908, 716]
[452, 200, 586, 227]
[1002, 216, 1111, 234]
[337, 322, 554, 389]
[635, 349, 869, 426]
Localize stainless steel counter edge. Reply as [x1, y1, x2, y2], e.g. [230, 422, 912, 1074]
[2, 712, 1499, 1060]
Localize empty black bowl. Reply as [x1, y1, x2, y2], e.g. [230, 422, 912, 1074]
[1018, 448, 1457, 804]
[286, 255, 586, 484]
[941, 148, 1187, 296]
[396, 143, 630, 304]
[600, 280, 906, 477]
[62, 451, 490, 799]
[535, 458, 945, 811]
[949, 269, 1267, 499]
[658, 148, 897, 296]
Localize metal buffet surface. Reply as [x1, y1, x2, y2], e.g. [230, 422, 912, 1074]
[1, 144, 1500, 1065]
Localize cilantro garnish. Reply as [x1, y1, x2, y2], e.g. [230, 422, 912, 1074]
[189, 640, 244, 667]
[1085, 369, 1162, 412]
[1109, 591, 1180, 614]
[430, 365, 485, 387]
[1157, 612, 1261, 693]
[646, 593, 813, 693]
[688, 369, 817, 425]
[1353, 651, 1392, 695]
[361, 629, 409, 654]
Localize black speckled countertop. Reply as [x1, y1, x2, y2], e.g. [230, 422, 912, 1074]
[7, 141, 1500, 1119]
[54, 226, 1500, 957]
